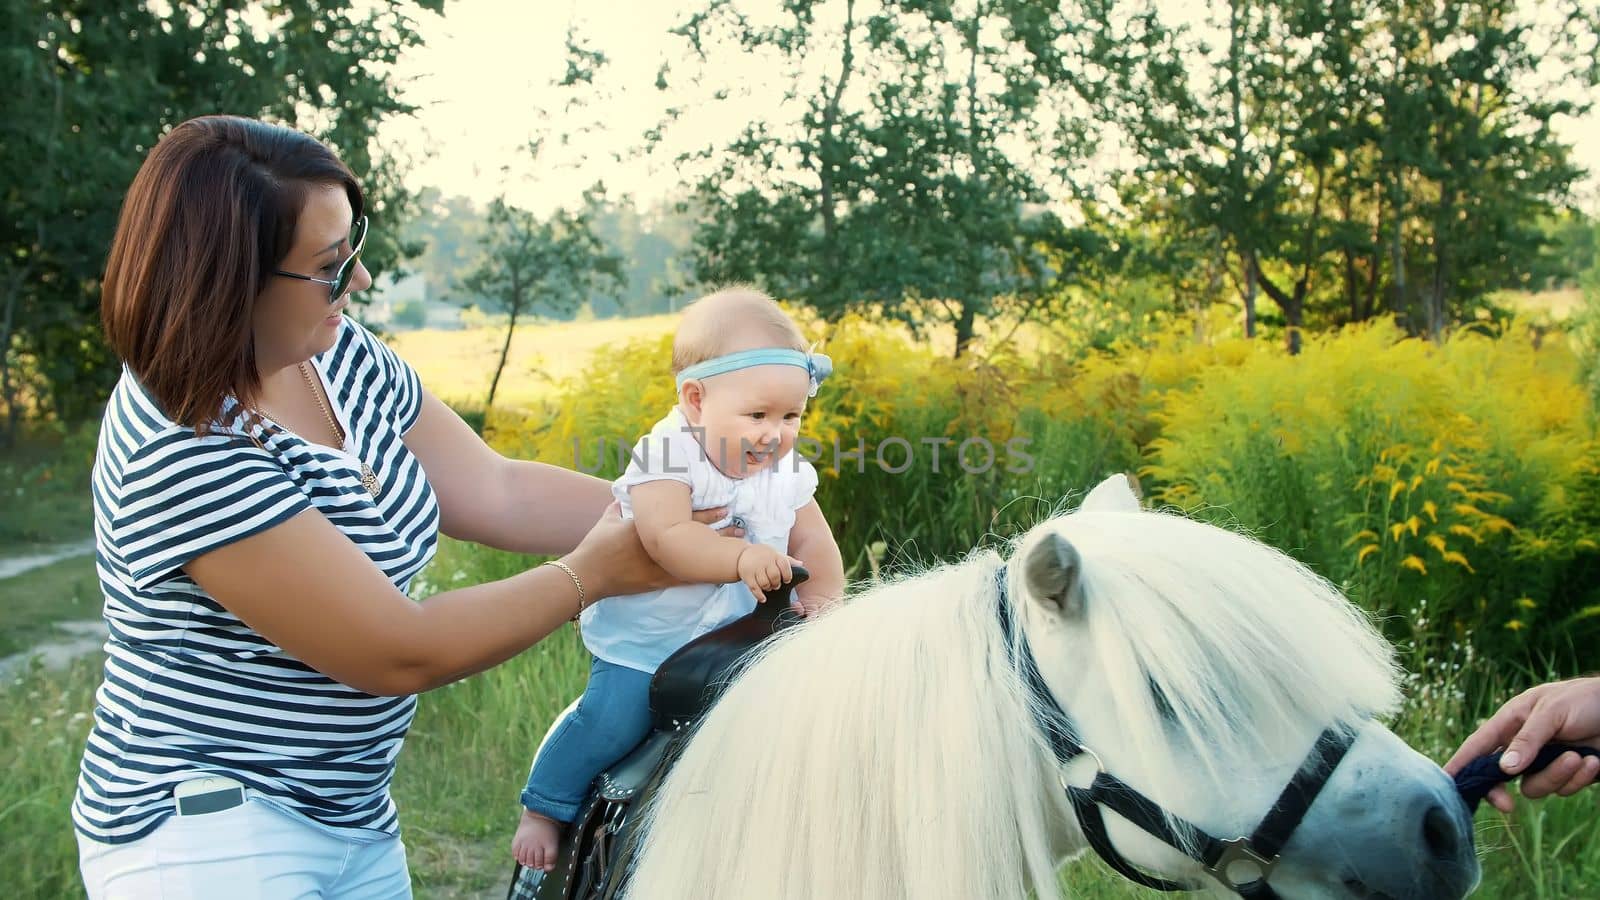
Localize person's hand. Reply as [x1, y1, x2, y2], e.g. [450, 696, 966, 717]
[562, 502, 742, 600]
[1444, 675, 1600, 812]
[737, 544, 800, 597]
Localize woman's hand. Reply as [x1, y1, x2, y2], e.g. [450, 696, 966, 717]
[562, 502, 743, 601]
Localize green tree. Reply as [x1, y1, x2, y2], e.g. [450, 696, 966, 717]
[1372, 1, 1594, 338]
[1102, 0, 1597, 348]
[391, 300, 429, 330]
[582, 196, 696, 317]
[0, 0, 439, 444]
[664, 0, 1108, 357]
[458, 190, 624, 412]
[405, 188, 490, 306]
[406, 189, 697, 320]
[1103, 0, 1390, 351]
[1526, 211, 1596, 292]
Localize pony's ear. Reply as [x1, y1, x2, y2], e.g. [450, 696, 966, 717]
[1023, 531, 1085, 619]
[1081, 473, 1142, 513]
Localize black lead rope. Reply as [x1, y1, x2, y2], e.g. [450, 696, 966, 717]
[1453, 744, 1600, 813]
[994, 564, 1355, 899]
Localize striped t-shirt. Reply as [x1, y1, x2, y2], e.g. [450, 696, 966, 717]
[72, 316, 439, 845]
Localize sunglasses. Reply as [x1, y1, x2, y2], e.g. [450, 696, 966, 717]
[273, 216, 369, 304]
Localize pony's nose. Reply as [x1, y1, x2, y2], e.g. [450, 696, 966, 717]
[1339, 783, 1478, 900]
[1420, 799, 1467, 864]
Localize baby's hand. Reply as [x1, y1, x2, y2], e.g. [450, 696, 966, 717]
[737, 544, 800, 597]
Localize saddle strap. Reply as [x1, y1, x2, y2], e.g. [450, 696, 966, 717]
[597, 732, 692, 900]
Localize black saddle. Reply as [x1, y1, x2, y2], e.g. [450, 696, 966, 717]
[648, 569, 807, 729]
[507, 566, 810, 900]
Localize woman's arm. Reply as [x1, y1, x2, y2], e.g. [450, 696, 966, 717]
[183, 501, 729, 697]
[787, 500, 846, 614]
[403, 389, 613, 556]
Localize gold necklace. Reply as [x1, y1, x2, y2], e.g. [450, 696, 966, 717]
[302, 363, 382, 499]
[267, 363, 381, 500]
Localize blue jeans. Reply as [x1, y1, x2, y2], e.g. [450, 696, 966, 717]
[520, 657, 653, 822]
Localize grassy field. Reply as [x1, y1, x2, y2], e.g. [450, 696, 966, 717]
[1498, 288, 1586, 321]
[0, 423, 96, 554]
[383, 306, 1064, 411]
[387, 314, 679, 410]
[4, 535, 1596, 898]
[0, 555, 99, 659]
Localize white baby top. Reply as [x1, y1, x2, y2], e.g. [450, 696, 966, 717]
[578, 406, 819, 673]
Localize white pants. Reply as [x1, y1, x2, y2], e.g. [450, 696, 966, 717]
[78, 797, 411, 899]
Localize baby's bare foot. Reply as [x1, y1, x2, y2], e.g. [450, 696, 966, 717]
[511, 808, 563, 873]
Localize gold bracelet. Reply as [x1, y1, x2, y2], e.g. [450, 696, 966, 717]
[544, 560, 586, 621]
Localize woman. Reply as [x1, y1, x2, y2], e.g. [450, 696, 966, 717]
[73, 115, 739, 898]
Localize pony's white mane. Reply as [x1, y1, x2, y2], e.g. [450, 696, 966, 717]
[625, 496, 1400, 900]
[627, 551, 1067, 899]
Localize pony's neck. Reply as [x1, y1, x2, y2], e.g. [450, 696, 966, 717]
[630, 554, 1077, 900]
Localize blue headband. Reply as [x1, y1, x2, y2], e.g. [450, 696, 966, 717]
[675, 348, 834, 397]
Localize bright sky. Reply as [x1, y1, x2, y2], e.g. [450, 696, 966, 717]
[382, 0, 781, 215]
[381, 0, 1600, 215]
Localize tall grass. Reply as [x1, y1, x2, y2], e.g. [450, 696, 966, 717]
[0, 420, 97, 551]
[497, 312, 1600, 672]
[1, 656, 101, 898]
[1139, 320, 1600, 671]
[396, 538, 590, 898]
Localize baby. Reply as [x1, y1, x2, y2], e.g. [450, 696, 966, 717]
[512, 287, 846, 872]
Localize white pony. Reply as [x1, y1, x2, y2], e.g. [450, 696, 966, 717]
[620, 476, 1479, 900]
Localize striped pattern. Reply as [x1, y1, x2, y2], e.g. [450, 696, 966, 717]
[73, 317, 439, 845]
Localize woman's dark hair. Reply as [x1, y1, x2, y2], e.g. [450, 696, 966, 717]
[101, 115, 364, 433]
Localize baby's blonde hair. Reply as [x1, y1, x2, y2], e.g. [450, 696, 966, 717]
[671, 285, 807, 377]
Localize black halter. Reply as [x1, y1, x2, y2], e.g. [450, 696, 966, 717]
[994, 564, 1357, 899]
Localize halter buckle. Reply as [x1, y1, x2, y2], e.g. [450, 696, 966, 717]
[1207, 838, 1278, 889]
[1056, 746, 1106, 793]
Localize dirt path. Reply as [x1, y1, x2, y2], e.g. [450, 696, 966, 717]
[0, 540, 103, 680]
[0, 539, 95, 580]
[0, 619, 106, 680]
